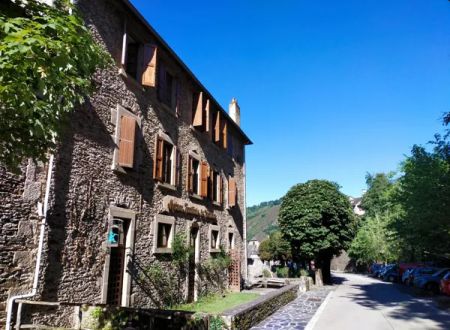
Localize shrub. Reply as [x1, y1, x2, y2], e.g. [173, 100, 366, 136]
[276, 267, 289, 278]
[262, 269, 272, 278]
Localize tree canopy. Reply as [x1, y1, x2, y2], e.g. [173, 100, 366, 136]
[0, 0, 111, 170]
[278, 179, 355, 283]
[257, 231, 291, 264]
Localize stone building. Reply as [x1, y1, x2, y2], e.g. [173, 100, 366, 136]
[1, 0, 252, 326]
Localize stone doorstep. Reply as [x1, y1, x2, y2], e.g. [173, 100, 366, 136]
[220, 284, 299, 329]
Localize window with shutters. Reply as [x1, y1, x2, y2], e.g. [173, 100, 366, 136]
[121, 29, 157, 87]
[157, 62, 181, 113]
[209, 170, 223, 205]
[153, 134, 179, 187]
[111, 105, 140, 172]
[209, 225, 220, 252]
[228, 176, 237, 208]
[192, 92, 211, 133]
[154, 214, 175, 253]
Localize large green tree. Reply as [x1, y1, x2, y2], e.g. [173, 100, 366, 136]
[278, 180, 355, 284]
[393, 141, 450, 260]
[0, 0, 110, 170]
[360, 173, 397, 218]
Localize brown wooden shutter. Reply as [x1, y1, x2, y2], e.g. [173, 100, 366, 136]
[200, 161, 209, 197]
[222, 120, 228, 149]
[214, 111, 221, 143]
[153, 137, 164, 181]
[193, 92, 203, 127]
[205, 99, 212, 139]
[118, 116, 136, 168]
[228, 177, 236, 207]
[187, 156, 193, 193]
[142, 44, 157, 87]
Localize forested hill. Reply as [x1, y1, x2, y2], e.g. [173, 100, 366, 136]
[246, 199, 281, 241]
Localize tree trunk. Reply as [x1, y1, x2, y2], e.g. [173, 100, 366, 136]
[322, 257, 331, 284]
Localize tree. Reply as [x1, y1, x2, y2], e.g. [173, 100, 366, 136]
[360, 173, 396, 218]
[348, 212, 399, 265]
[257, 231, 291, 264]
[393, 142, 450, 260]
[0, 0, 111, 171]
[278, 180, 355, 284]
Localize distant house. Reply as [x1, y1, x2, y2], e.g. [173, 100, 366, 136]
[349, 196, 365, 216]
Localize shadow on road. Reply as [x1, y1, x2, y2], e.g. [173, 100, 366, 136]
[344, 277, 450, 329]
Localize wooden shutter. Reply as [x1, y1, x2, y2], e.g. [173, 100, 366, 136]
[200, 161, 209, 197]
[153, 137, 164, 181]
[118, 116, 136, 168]
[228, 177, 236, 207]
[214, 111, 221, 143]
[222, 120, 228, 149]
[205, 99, 211, 138]
[193, 92, 203, 127]
[142, 44, 157, 87]
[187, 156, 193, 193]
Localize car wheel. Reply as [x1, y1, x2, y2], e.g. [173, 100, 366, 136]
[389, 275, 395, 282]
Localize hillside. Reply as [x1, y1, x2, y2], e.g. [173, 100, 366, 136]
[246, 199, 281, 241]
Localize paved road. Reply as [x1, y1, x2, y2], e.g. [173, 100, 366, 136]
[313, 273, 450, 330]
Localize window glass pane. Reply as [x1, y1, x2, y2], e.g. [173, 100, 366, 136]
[211, 230, 218, 249]
[162, 142, 173, 184]
[192, 159, 200, 194]
[157, 223, 172, 248]
[126, 42, 139, 80]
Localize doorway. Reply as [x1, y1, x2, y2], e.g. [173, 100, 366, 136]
[187, 224, 200, 302]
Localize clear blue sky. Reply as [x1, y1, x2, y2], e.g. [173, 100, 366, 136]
[130, 0, 450, 206]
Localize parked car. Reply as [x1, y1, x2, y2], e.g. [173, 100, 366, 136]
[382, 265, 399, 282]
[379, 264, 396, 279]
[369, 263, 383, 276]
[440, 272, 450, 296]
[414, 268, 450, 293]
[407, 267, 440, 286]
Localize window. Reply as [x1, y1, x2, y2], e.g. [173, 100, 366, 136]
[157, 223, 172, 248]
[228, 232, 234, 250]
[153, 135, 179, 186]
[209, 170, 223, 204]
[154, 215, 175, 253]
[209, 225, 220, 252]
[228, 176, 237, 208]
[212, 110, 228, 150]
[187, 154, 209, 197]
[121, 30, 157, 86]
[111, 105, 140, 172]
[158, 63, 181, 113]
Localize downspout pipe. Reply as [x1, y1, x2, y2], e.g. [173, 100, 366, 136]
[5, 154, 54, 330]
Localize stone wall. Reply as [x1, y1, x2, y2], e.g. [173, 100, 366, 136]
[0, 162, 46, 325]
[221, 284, 299, 330]
[1, 0, 250, 327]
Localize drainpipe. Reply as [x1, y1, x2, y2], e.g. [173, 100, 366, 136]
[5, 154, 54, 330]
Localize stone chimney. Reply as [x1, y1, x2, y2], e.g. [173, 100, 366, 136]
[229, 98, 240, 126]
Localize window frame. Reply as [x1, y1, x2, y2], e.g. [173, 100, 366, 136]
[187, 151, 208, 198]
[153, 214, 175, 254]
[153, 132, 178, 188]
[209, 224, 221, 253]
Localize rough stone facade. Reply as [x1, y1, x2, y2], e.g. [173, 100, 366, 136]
[1, 0, 251, 327]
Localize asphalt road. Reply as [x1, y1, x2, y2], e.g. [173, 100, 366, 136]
[313, 273, 450, 330]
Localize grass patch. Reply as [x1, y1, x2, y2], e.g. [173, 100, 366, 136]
[173, 292, 260, 314]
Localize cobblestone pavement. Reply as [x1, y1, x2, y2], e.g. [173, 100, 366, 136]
[251, 286, 333, 330]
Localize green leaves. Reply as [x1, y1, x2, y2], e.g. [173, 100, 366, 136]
[0, 0, 112, 170]
[278, 180, 355, 261]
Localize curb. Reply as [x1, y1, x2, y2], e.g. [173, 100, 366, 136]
[304, 290, 333, 330]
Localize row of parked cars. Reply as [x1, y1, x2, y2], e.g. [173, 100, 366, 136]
[369, 262, 450, 295]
